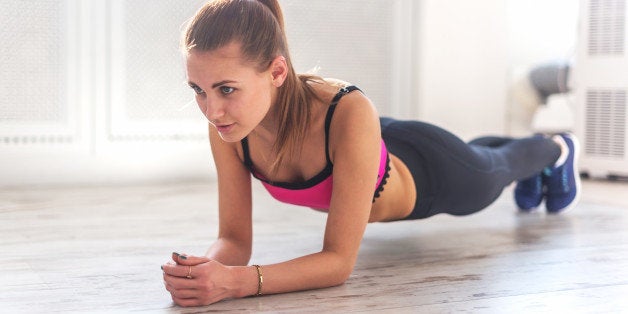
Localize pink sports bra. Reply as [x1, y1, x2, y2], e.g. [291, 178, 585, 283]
[241, 86, 391, 211]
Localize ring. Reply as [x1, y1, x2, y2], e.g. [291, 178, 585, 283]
[186, 266, 192, 279]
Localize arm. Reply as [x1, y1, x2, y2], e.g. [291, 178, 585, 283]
[204, 125, 254, 266]
[163, 124, 255, 306]
[163, 94, 382, 305]
[254, 92, 382, 293]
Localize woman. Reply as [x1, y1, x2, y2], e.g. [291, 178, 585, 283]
[161, 0, 580, 307]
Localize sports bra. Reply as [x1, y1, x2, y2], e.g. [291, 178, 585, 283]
[241, 85, 391, 211]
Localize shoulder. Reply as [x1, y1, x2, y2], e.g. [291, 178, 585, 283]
[309, 78, 379, 119]
[328, 83, 380, 134]
[321, 83, 381, 160]
[304, 78, 380, 145]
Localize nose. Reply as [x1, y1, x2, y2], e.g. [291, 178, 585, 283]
[198, 96, 225, 121]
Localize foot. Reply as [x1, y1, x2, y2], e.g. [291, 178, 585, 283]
[514, 174, 544, 212]
[543, 133, 581, 213]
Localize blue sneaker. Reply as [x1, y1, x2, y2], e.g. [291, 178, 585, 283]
[543, 133, 581, 213]
[514, 174, 544, 212]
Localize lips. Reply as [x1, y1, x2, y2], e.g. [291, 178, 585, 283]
[214, 123, 234, 133]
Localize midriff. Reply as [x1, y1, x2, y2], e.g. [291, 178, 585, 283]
[368, 153, 416, 222]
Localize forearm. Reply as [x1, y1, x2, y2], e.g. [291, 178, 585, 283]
[233, 250, 355, 297]
[205, 237, 251, 266]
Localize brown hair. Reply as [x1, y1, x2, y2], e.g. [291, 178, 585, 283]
[182, 0, 322, 172]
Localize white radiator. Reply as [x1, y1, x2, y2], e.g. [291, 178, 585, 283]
[0, 0, 416, 186]
[573, 0, 628, 178]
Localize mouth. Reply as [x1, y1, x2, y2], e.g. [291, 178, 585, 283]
[214, 123, 235, 133]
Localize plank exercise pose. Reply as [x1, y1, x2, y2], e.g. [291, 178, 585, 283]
[162, 0, 580, 307]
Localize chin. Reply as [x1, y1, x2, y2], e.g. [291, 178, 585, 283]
[212, 123, 248, 142]
[216, 130, 247, 143]
[217, 134, 243, 143]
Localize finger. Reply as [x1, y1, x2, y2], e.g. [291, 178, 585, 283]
[165, 281, 200, 301]
[173, 291, 227, 307]
[171, 291, 211, 308]
[169, 288, 198, 299]
[162, 263, 193, 278]
[173, 252, 211, 266]
[166, 284, 198, 299]
[173, 296, 200, 308]
[164, 273, 199, 289]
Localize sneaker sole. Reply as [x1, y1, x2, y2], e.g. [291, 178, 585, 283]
[518, 206, 541, 213]
[548, 133, 581, 214]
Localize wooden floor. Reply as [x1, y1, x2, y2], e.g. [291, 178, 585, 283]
[2, 178, 628, 313]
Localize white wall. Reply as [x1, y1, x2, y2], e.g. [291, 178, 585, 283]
[415, 0, 509, 139]
[0, 0, 212, 188]
[415, 0, 579, 139]
[506, 0, 580, 136]
[506, 0, 579, 67]
[0, 0, 414, 187]
[0, 0, 581, 187]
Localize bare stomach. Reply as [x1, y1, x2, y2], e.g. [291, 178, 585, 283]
[368, 154, 416, 222]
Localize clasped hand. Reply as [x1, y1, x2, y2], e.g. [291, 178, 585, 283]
[162, 252, 236, 307]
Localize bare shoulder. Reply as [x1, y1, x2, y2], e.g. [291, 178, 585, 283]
[304, 78, 381, 145]
[330, 85, 380, 134]
[310, 78, 379, 120]
[322, 84, 381, 161]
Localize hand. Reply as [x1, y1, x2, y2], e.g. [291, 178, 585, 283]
[161, 253, 241, 307]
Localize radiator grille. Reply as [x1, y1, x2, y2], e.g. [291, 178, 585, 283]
[122, 0, 206, 121]
[585, 89, 626, 157]
[122, 0, 396, 119]
[588, 0, 626, 55]
[112, 0, 399, 137]
[0, 0, 67, 123]
[282, 0, 395, 114]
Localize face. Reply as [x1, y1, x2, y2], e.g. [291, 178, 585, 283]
[186, 43, 280, 142]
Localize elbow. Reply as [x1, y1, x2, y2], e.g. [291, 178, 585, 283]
[330, 262, 355, 287]
[331, 270, 352, 287]
[335, 274, 351, 287]
[341, 265, 355, 283]
[323, 250, 358, 286]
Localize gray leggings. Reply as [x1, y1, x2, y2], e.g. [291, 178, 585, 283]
[380, 117, 561, 220]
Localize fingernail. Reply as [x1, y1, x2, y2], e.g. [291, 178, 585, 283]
[179, 255, 187, 260]
[173, 252, 180, 256]
[161, 265, 164, 270]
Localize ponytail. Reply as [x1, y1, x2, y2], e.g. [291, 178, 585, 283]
[256, 0, 285, 32]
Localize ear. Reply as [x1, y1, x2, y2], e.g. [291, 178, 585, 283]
[269, 55, 288, 87]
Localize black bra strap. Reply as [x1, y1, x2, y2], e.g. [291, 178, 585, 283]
[241, 137, 254, 170]
[243, 85, 361, 170]
[324, 85, 362, 163]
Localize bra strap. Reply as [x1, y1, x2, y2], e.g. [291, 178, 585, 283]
[324, 86, 362, 164]
[241, 137, 254, 170]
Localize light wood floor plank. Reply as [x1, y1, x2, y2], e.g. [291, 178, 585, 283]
[1, 179, 627, 312]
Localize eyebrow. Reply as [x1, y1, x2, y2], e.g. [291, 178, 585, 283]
[187, 80, 238, 89]
[211, 80, 237, 89]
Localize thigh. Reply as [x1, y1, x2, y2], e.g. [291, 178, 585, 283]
[468, 136, 514, 147]
[381, 118, 561, 218]
[381, 119, 514, 217]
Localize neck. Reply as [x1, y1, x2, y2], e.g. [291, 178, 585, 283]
[254, 85, 283, 143]
[254, 105, 281, 145]
[252, 123, 277, 144]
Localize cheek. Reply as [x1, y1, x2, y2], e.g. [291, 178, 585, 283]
[194, 95, 205, 111]
[195, 101, 204, 113]
[241, 92, 265, 110]
[249, 96, 271, 118]
[252, 86, 273, 110]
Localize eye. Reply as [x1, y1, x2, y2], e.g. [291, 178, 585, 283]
[220, 86, 235, 95]
[189, 84, 205, 95]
